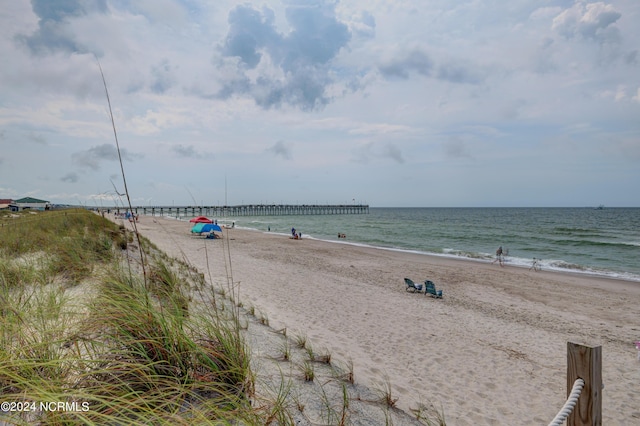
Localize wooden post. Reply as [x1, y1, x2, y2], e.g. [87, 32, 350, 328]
[567, 342, 602, 425]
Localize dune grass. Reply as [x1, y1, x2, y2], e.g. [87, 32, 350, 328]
[0, 209, 258, 425]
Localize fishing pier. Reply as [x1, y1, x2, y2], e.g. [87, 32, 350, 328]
[114, 204, 369, 217]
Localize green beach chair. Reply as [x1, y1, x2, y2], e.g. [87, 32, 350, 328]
[425, 280, 443, 298]
[404, 278, 423, 293]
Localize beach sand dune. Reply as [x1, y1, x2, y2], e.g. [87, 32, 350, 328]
[130, 216, 640, 425]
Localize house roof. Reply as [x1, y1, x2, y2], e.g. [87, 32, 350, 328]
[15, 197, 50, 204]
[0, 199, 14, 204]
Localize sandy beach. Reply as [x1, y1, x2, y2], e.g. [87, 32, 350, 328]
[127, 215, 640, 425]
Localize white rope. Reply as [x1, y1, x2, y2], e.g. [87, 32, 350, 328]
[547, 378, 585, 426]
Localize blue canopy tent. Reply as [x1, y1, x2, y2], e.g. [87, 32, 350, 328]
[191, 223, 222, 234]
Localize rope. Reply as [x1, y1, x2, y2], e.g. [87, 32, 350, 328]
[547, 378, 585, 426]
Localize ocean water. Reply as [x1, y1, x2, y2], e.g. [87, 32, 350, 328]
[183, 207, 640, 282]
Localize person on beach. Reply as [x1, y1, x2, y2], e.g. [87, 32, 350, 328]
[529, 257, 541, 271]
[492, 246, 504, 266]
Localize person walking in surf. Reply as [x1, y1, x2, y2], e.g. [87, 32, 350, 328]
[492, 246, 504, 266]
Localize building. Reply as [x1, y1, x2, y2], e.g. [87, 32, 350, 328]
[0, 199, 14, 210]
[10, 197, 51, 212]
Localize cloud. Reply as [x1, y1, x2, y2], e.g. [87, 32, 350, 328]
[150, 59, 176, 94]
[61, 172, 79, 183]
[444, 136, 473, 159]
[378, 49, 433, 79]
[378, 49, 485, 84]
[217, 1, 352, 110]
[71, 143, 139, 170]
[552, 2, 621, 42]
[345, 10, 376, 40]
[383, 144, 404, 164]
[267, 140, 293, 160]
[436, 59, 485, 84]
[28, 132, 47, 145]
[16, 0, 108, 55]
[351, 142, 404, 164]
[172, 144, 198, 158]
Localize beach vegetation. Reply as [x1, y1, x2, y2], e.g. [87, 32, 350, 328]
[305, 345, 331, 365]
[293, 331, 307, 349]
[277, 339, 292, 362]
[292, 391, 305, 413]
[304, 344, 315, 362]
[334, 358, 355, 384]
[314, 381, 351, 426]
[256, 374, 294, 426]
[301, 360, 315, 382]
[411, 400, 447, 425]
[0, 209, 260, 425]
[258, 312, 270, 326]
[374, 375, 399, 408]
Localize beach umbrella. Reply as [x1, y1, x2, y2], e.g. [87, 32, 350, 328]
[201, 223, 222, 233]
[191, 223, 222, 234]
[189, 216, 213, 223]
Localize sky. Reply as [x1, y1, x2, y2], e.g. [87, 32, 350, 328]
[0, 0, 639, 208]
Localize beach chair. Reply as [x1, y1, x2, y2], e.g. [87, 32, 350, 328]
[404, 278, 423, 293]
[424, 280, 443, 298]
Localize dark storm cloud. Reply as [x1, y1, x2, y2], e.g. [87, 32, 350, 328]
[71, 143, 139, 170]
[218, 0, 351, 110]
[16, 0, 108, 54]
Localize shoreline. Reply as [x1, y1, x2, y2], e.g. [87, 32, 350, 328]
[160, 213, 640, 283]
[128, 215, 640, 425]
[221, 221, 640, 285]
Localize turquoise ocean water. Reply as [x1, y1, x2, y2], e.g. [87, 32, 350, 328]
[179, 207, 640, 282]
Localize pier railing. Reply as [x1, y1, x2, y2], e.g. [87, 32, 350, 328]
[110, 204, 369, 217]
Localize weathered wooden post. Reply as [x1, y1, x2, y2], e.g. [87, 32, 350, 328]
[567, 342, 602, 425]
